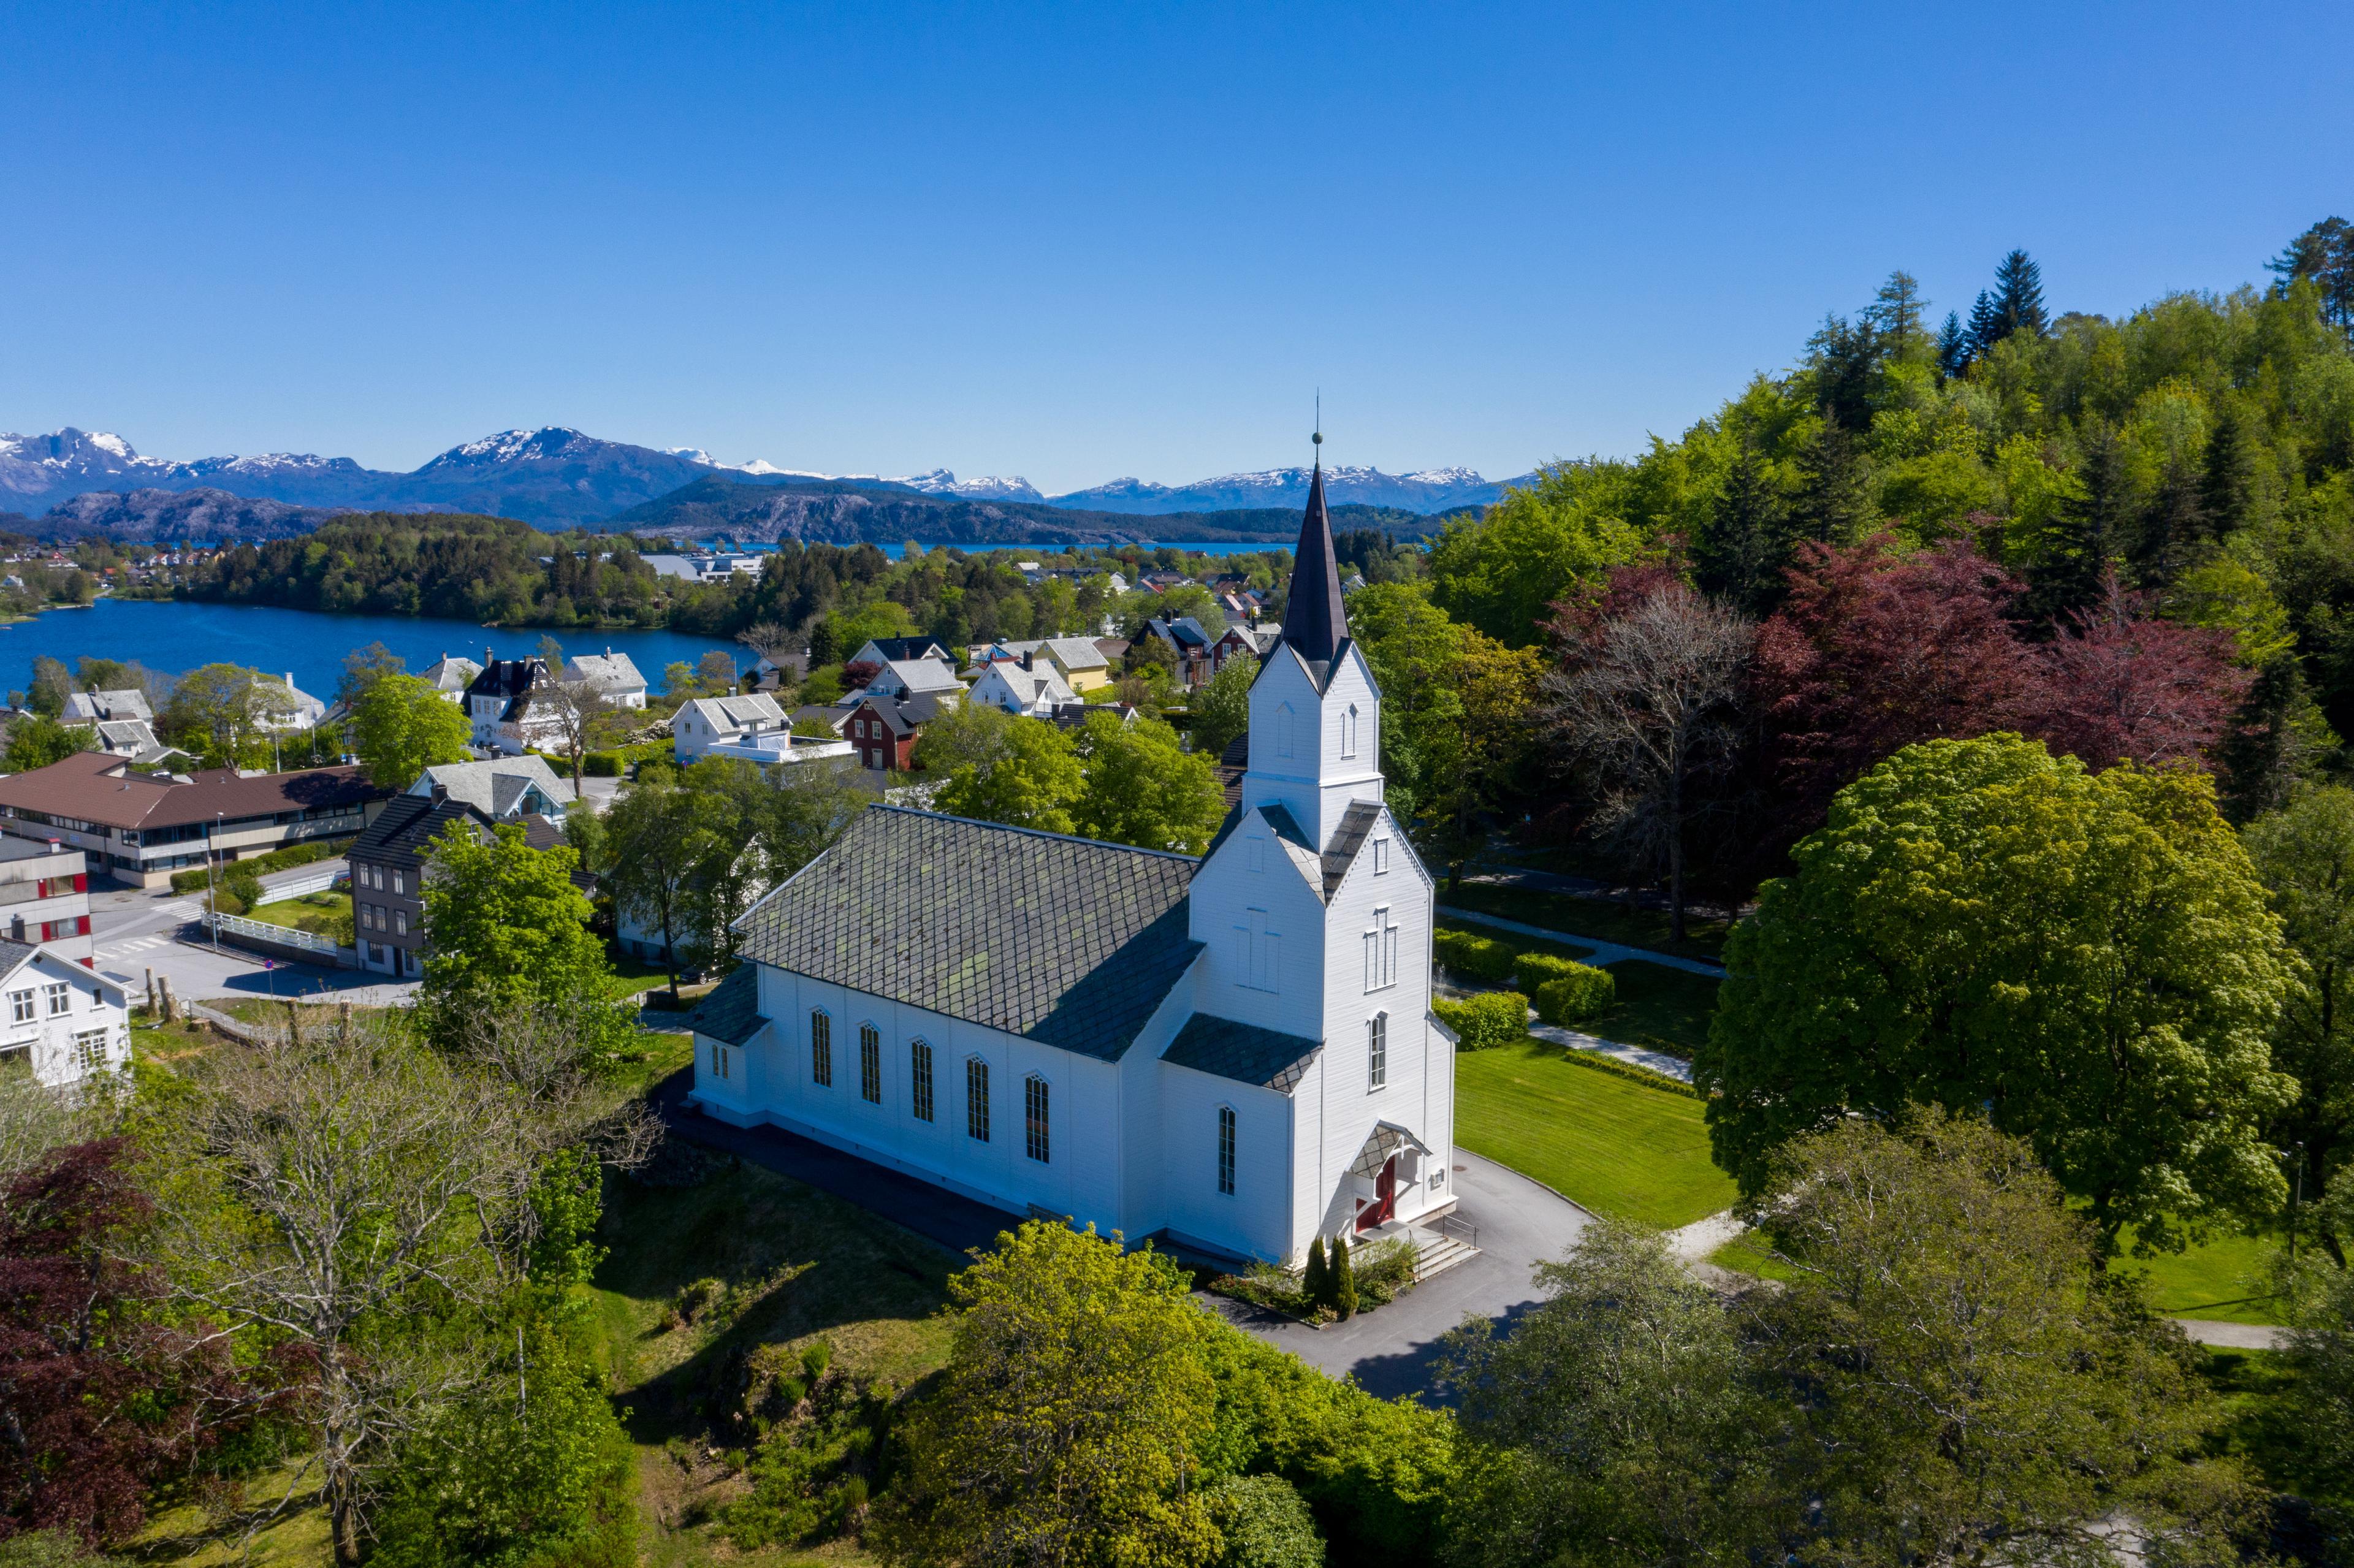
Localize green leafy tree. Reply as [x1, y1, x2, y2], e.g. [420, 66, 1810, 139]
[601, 770, 732, 1000]
[1329, 1236, 1356, 1320]
[161, 663, 268, 769]
[1072, 712, 1224, 854]
[1438, 1218, 1770, 1568]
[25, 656, 71, 718]
[873, 1222, 1219, 1568]
[1202, 1474, 1322, 1568]
[919, 702, 1084, 835]
[1749, 1112, 2248, 1567]
[1188, 653, 1257, 760]
[1427, 463, 1645, 647]
[2, 715, 86, 772]
[2243, 786, 2354, 1262]
[2022, 422, 2136, 625]
[1699, 734, 2297, 1253]
[335, 642, 408, 709]
[350, 674, 474, 790]
[1300, 1236, 1329, 1312]
[417, 822, 628, 1053]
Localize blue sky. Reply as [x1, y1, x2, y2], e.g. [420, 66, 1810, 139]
[4, 2, 2348, 494]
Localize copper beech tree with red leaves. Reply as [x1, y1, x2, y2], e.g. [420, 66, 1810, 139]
[1748, 535, 2250, 846]
[0, 1140, 251, 1548]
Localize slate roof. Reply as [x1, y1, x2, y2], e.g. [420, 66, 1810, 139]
[1279, 462, 1349, 666]
[686, 964, 767, 1046]
[1216, 733, 1249, 808]
[565, 651, 647, 691]
[1347, 1122, 1432, 1179]
[685, 693, 787, 733]
[0, 938, 42, 980]
[351, 794, 495, 870]
[1161, 1013, 1322, 1095]
[410, 756, 577, 815]
[859, 636, 952, 664]
[734, 807, 1201, 1061]
[1320, 801, 1381, 896]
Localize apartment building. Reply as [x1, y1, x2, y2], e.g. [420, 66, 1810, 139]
[0, 839, 93, 965]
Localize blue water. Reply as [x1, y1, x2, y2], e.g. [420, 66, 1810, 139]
[1, 598, 740, 700]
[881, 539, 1292, 560]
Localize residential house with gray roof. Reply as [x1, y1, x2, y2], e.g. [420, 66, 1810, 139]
[686, 466, 1455, 1268]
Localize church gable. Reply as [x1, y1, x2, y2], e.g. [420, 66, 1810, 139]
[734, 807, 1200, 1060]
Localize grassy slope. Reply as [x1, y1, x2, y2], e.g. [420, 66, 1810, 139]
[592, 1153, 960, 1566]
[1590, 962, 1718, 1059]
[1455, 1038, 1735, 1229]
[243, 891, 351, 935]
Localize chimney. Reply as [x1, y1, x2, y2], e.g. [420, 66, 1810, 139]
[430, 782, 449, 805]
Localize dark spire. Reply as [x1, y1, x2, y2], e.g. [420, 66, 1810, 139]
[1281, 438, 1348, 666]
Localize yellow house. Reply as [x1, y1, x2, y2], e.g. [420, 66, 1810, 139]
[991, 636, 1114, 693]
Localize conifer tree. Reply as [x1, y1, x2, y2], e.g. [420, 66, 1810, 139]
[1990, 248, 2050, 340]
[2268, 215, 2354, 334]
[1865, 270, 1927, 354]
[1965, 290, 2005, 360]
[2200, 405, 2258, 538]
[2133, 456, 2205, 590]
[1935, 310, 1970, 379]
[1790, 420, 1874, 552]
[1331, 1235, 1358, 1320]
[1694, 439, 1790, 614]
[1301, 1235, 1328, 1309]
[2022, 423, 2133, 627]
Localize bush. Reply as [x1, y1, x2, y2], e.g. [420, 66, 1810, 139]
[1534, 965, 1616, 1026]
[583, 750, 624, 777]
[1512, 950, 1578, 989]
[1434, 992, 1528, 1051]
[1206, 1473, 1325, 1568]
[169, 835, 354, 894]
[207, 888, 248, 918]
[224, 871, 264, 911]
[1433, 928, 1517, 983]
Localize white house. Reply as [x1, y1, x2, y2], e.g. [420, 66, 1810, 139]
[0, 938, 130, 1088]
[253, 673, 328, 734]
[563, 650, 649, 709]
[842, 657, 966, 708]
[687, 467, 1456, 1266]
[417, 655, 482, 701]
[675, 693, 790, 762]
[62, 688, 153, 725]
[406, 755, 576, 821]
[463, 658, 566, 754]
[968, 661, 1076, 718]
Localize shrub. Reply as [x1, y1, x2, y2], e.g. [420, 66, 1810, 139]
[1433, 928, 1517, 983]
[1434, 992, 1528, 1051]
[1534, 965, 1616, 1026]
[801, 1339, 832, 1382]
[1205, 1473, 1325, 1568]
[1302, 1236, 1329, 1310]
[169, 835, 354, 894]
[1349, 1236, 1417, 1308]
[1330, 1236, 1357, 1320]
[208, 888, 248, 918]
[1513, 950, 1579, 989]
[583, 750, 624, 777]
[224, 871, 264, 911]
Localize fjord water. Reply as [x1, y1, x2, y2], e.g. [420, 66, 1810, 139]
[2, 598, 741, 699]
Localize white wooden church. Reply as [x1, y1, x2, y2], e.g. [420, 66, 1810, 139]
[686, 460, 1456, 1264]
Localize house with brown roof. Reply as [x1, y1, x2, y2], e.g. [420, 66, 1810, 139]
[0, 753, 389, 888]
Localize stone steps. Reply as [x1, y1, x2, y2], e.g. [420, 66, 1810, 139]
[1411, 1230, 1479, 1282]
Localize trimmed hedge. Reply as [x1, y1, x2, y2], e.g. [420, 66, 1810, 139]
[1534, 965, 1616, 1026]
[1433, 928, 1517, 984]
[168, 835, 355, 896]
[1551, 1041, 1701, 1098]
[1513, 950, 1582, 990]
[1433, 991, 1528, 1051]
[583, 751, 625, 777]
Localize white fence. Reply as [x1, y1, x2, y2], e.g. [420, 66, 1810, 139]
[204, 911, 349, 963]
[254, 868, 341, 900]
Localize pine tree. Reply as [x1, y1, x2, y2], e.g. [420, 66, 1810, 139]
[1301, 1235, 1328, 1310]
[1330, 1235, 1358, 1320]
[2022, 422, 2134, 627]
[2268, 215, 2354, 335]
[1991, 249, 2050, 339]
[2132, 455, 2205, 590]
[2200, 405, 2257, 539]
[1805, 313, 1881, 435]
[1866, 270, 1928, 354]
[1790, 419, 1875, 551]
[2216, 658, 2327, 823]
[1936, 310, 1970, 379]
[1694, 438, 1790, 614]
[1966, 289, 2005, 360]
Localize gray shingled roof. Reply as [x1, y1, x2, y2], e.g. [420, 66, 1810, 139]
[1162, 1013, 1322, 1095]
[734, 807, 1200, 1061]
[1320, 801, 1381, 896]
[686, 964, 767, 1046]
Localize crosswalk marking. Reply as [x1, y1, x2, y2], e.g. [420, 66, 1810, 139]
[94, 935, 175, 960]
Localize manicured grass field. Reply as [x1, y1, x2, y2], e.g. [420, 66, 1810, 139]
[1455, 1038, 1737, 1228]
[1442, 879, 1731, 961]
[1591, 961, 1719, 1060]
[244, 889, 352, 937]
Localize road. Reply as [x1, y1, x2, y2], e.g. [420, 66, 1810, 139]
[87, 859, 419, 1007]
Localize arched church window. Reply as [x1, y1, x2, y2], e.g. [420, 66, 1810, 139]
[859, 1022, 882, 1103]
[810, 1010, 832, 1087]
[966, 1056, 991, 1142]
[910, 1037, 935, 1122]
[1274, 702, 1295, 759]
[1024, 1074, 1051, 1164]
[1343, 704, 1358, 758]
[1368, 1012, 1388, 1090]
[1217, 1105, 1236, 1195]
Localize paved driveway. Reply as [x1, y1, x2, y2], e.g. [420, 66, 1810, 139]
[1211, 1151, 1590, 1399]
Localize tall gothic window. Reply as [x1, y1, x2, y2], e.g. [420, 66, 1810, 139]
[1368, 1012, 1388, 1090]
[1342, 703, 1358, 758]
[1363, 906, 1398, 991]
[859, 1022, 882, 1103]
[1274, 702, 1295, 758]
[911, 1038, 935, 1122]
[810, 1010, 832, 1087]
[1024, 1074, 1051, 1163]
[1217, 1105, 1236, 1195]
[966, 1057, 991, 1142]
[1235, 908, 1281, 992]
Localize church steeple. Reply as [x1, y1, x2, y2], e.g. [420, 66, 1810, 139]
[1280, 432, 1349, 668]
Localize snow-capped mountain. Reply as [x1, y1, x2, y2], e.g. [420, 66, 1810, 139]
[1048, 463, 1523, 515]
[1, 424, 1518, 531]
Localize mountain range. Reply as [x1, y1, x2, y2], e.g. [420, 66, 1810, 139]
[0, 425, 1531, 530]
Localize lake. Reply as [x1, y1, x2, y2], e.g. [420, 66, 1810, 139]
[1, 598, 741, 701]
[880, 538, 1291, 560]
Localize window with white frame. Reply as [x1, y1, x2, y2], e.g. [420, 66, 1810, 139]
[1217, 1105, 1236, 1195]
[710, 1042, 730, 1081]
[0, 1044, 26, 1076]
[72, 1029, 107, 1073]
[1373, 836, 1389, 875]
[8, 989, 31, 1024]
[1363, 906, 1398, 992]
[910, 1038, 935, 1122]
[392, 870, 405, 895]
[1368, 1012, 1388, 1090]
[1024, 1074, 1050, 1163]
[44, 982, 69, 1016]
[859, 1023, 882, 1104]
[394, 909, 408, 936]
[966, 1056, 990, 1142]
[1342, 703, 1358, 758]
[810, 1010, 832, 1087]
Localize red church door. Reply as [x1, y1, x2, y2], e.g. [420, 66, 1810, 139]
[1358, 1157, 1398, 1231]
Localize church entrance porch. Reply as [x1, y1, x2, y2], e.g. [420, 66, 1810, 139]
[1344, 1122, 1436, 1235]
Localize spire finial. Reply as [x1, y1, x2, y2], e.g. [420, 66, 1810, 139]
[1312, 390, 1322, 471]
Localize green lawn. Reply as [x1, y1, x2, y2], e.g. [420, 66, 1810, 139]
[244, 889, 352, 940]
[1441, 879, 1731, 961]
[1455, 1038, 1736, 1228]
[1590, 961, 1720, 1060]
[1710, 1222, 2289, 1328]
